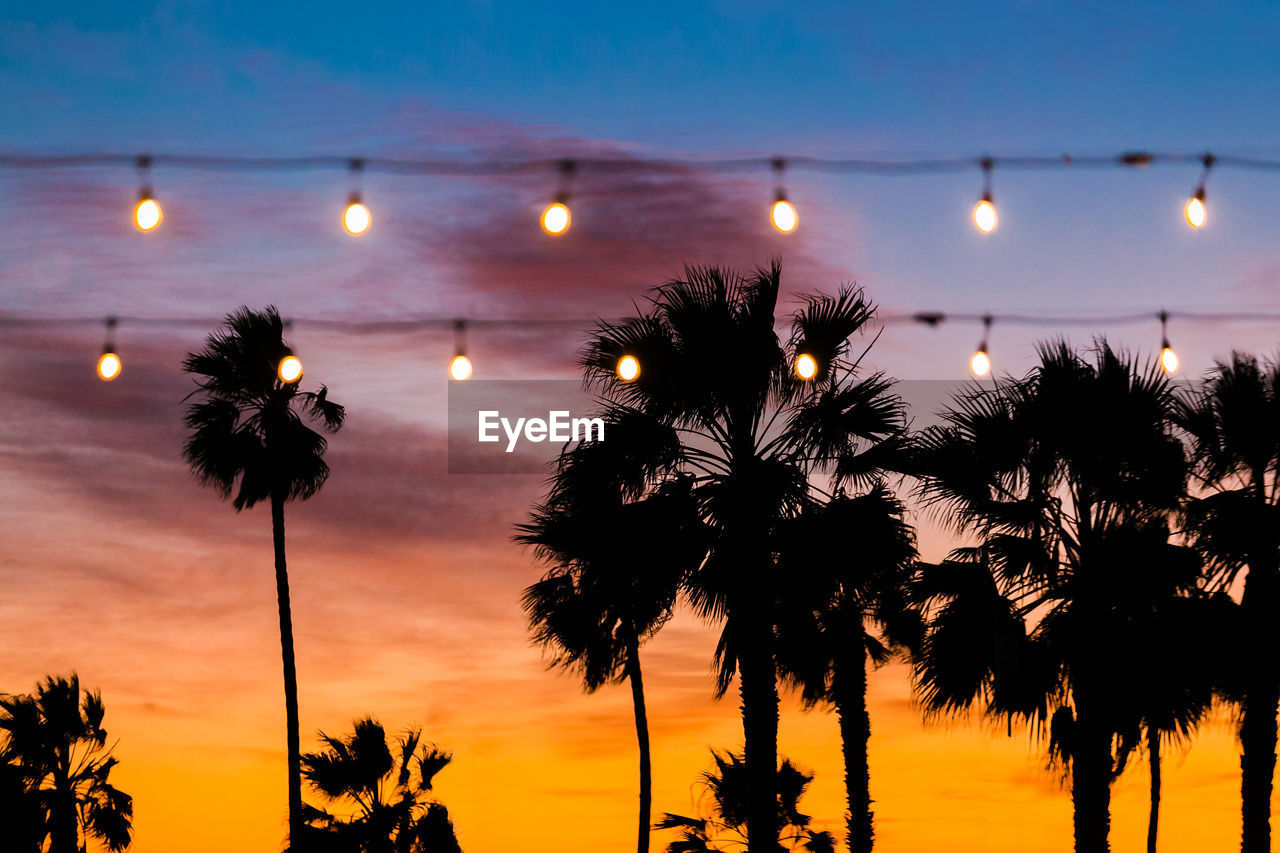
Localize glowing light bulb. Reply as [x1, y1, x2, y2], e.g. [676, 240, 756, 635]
[972, 196, 997, 234]
[1161, 346, 1179, 374]
[344, 200, 371, 235]
[1185, 194, 1206, 229]
[771, 199, 798, 233]
[97, 352, 121, 381]
[450, 354, 473, 382]
[970, 349, 991, 378]
[278, 355, 303, 384]
[616, 354, 640, 382]
[542, 202, 570, 235]
[795, 353, 818, 380]
[134, 197, 162, 231]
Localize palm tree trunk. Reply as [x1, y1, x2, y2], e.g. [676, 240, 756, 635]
[1147, 727, 1161, 853]
[1240, 676, 1278, 853]
[50, 787, 78, 853]
[738, 609, 780, 853]
[1071, 698, 1113, 853]
[834, 645, 873, 853]
[623, 629, 652, 853]
[272, 490, 305, 850]
[1241, 561, 1278, 853]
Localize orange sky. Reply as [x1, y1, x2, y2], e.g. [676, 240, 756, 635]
[0, 346, 1269, 852]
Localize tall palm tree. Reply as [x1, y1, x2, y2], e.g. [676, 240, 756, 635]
[912, 341, 1188, 853]
[656, 750, 836, 853]
[775, 486, 919, 853]
[517, 437, 704, 853]
[1178, 353, 1280, 853]
[579, 262, 901, 851]
[183, 306, 345, 849]
[0, 675, 133, 853]
[299, 716, 461, 853]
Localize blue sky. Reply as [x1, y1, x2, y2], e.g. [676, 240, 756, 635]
[3, 2, 1280, 377]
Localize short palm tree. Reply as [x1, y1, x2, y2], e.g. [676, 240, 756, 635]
[580, 262, 902, 852]
[0, 675, 132, 853]
[518, 434, 704, 853]
[299, 716, 461, 853]
[912, 341, 1188, 853]
[656, 750, 836, 853]
[775, 486, 919, 853]
[183, 306, 345, 849]
[1177, 353, 1280, 853]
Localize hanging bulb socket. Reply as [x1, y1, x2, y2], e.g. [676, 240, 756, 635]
[1185, 153, 1214, 229]
[97, 316, 122, 381]
[770, 157, 798, 232]
[450, 319, 473, 381]
[343, 159, 371, 235]
[1159, 310, 1179, 374]
[541, 160, 575, 234]
[972, 157, 997, 233]
[133, 155, 162, 231]
[970, 314, 993, 377]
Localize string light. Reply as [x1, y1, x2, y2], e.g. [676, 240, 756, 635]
[770, 158, 798, 233]
[972, 157, 997, 234]
[449, 319, 473, 381]
[1184, 153, 1214, 229]
[794, 352, 818, 380]
[343, 158, 371, 236]
[8, 147, 1279, 239]
[541, 160, 575, 235]
[96, 317, 121, 381]
[278, 355, 303, 383]
[1159, 310, 1178, 374]
[970, 315, 993, 377]
[133, 156, 162, 232]
[615, 354, 640, 382]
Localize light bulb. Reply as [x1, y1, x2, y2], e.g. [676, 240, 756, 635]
[278, 355, 303, 384]
[1161, 346, 1179, 374]
[970, 349, 991, 378]
[771, 199, 798, 233]
[542, 202, 570, 234]
[972, 197, 997, 234]
[134, 197, 162, 231]
[1185, 195, 1206, 229]
[794, 352, 818, 380]
[97, 352, 122, 381]
[616, 354, 640, 382]
[450, 354, 473, 382]
[344, 200, 371, 235]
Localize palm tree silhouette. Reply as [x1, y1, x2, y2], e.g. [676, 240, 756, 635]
[912, 341, 1187, 853]
[298, 716, 461, 853]
[182, 306, 345, 849]
[0, 675, 132, 853]
[518, 442, 704, 853]
[776, 487, 919, 853]
[656, 749, 836, 853]
[579, 262, 891, 852]
[1178, 353, 1280, 853]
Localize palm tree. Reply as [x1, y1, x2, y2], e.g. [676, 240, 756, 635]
[183, 306, 345, 849]
[775, 486, 919, 853]
[656, 750, 836, 853]
[912, 341, 1188, 853]
[518, 435, 704, 853]
[1178, 353, 1280, 853]
[0, 754, 45, 853]
[299, 716, 461, 853]
[579, 262, 901, 851]
[0, 675, 132, 852]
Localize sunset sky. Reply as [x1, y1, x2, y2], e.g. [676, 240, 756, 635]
[3, 3, 1280, 851]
